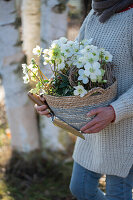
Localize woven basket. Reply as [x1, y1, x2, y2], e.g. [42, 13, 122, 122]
[44, 81, 117, 131]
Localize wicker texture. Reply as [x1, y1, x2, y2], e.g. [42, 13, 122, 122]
[44, 81, 117, 108]
[44, 81, 117, 131]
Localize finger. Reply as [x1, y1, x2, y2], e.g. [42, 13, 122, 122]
[35, 104, 48, 111]
[34, 104, 41, 111]
[83, 123, 102, 133]
[47, 114, 52, 118]
[80, 117, 99, 132]
[39, 95, 46, 102]
[39, 109, 51, 115]
[84, 122, 108, 134]
[84, 128, 101, 134]
[87, 107, 103, 117]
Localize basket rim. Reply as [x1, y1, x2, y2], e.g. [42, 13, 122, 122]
[43, 80, 117, 99]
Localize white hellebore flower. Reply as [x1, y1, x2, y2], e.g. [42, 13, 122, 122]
[99, 49, 113, 62]
[61, 44, 74, 57]
[84, 62, 101, 82]
[51, 43, 60, 50]
[74, 85, 87, 97]
[22, 64, 28, 75]
[78, 69, 89, 84]
[59, 37, 68, 44]
[81, 47, 99, 64]
[32, 45, 42, 56]
[104, 50, 113, 62]
[43, 49, 49, 55]
[52, 37, 67, 48]
[23, 74, 29, 84]
[28, 63, 34, 70]
[87, 52, 99, 63]
[74, 60, 84, 68]
[43, 57, 50, 65]
[67, 41, 74, 47]
[77, 57, 86, 66]
[73, 41, 80, 51]
[51, 40, 58, 46]
[29, 64, 38, 74]
[80, 38, 93, 47]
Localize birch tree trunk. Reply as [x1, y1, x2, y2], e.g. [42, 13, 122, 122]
[0, 0, 40, 152]
[41, 0, 68, 49]
[40, 0, 73, 152]
[21, 0, 41, 64]
[21, 0, 66, 153]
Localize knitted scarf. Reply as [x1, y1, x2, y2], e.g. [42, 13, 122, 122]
[92, 0, 133, 23]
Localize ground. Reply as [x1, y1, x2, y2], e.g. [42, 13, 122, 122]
[0, 130, 106, 200]
[0, 129, 75, 200]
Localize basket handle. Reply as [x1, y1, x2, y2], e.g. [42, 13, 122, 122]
[85, 87, 105, 97]
[27, 92, 54, 116]
[28, 92, 44, 106]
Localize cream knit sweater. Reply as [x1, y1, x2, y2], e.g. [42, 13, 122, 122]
[73, 8, 133, 178]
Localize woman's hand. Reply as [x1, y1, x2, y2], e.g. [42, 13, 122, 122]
[34, 96, 51, 118]
[80, 106, 115, 134]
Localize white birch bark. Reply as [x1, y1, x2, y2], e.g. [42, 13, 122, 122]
[40, 0, 73, 151]
[41, 0, 68, 49]
[21, 0, 41, 64]
[0, 0, 40, 152]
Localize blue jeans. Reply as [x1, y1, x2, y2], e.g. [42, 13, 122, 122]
[70, 162, 133, 200]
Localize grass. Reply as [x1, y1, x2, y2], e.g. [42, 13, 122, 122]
[0, 129, 106, 200]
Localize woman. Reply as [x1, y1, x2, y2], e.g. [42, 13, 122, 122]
[35, 0, 133, 199]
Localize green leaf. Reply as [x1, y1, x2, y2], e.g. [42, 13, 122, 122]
[59, 82, 68, 88]
[103, 80, 107, 83]
[30, 88, 39, 94]
[101, 69, 105, 76]
[43, 80, 49, 83]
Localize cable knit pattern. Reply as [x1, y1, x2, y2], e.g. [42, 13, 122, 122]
[73, 8, 133, 178]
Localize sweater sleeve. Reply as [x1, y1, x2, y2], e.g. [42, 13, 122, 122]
[110, 12, 133, 124]
[75, 9, 94, 42]
[110, 84, 133, 123]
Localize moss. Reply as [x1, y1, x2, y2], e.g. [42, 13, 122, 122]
[2, 150, 75, 200]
